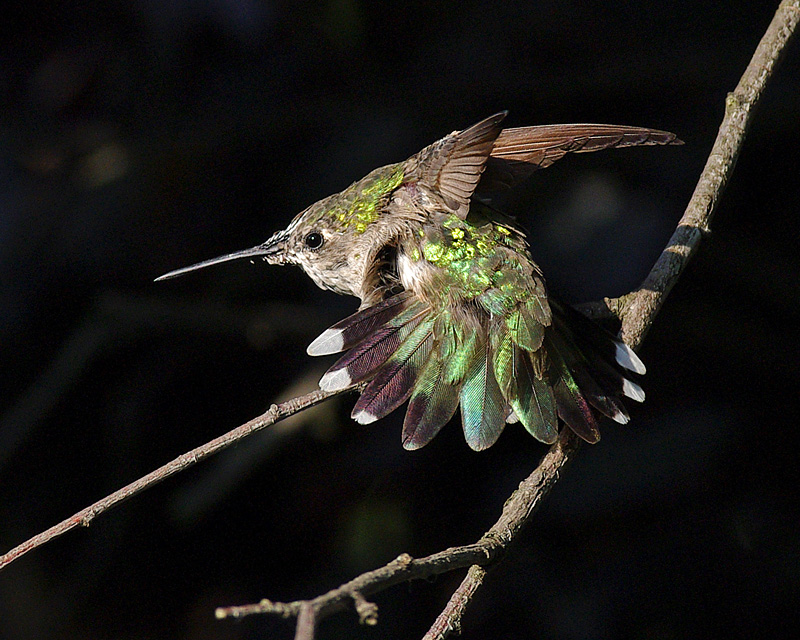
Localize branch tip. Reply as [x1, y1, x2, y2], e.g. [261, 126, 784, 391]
[352, 591, 379, 626]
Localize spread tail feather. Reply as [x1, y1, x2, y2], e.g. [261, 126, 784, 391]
[309, 291, 645, 450]
[459, 332, 507, 451]
[318, 299, 430, 391]
[352, 315, 437, 424]
[402, 336, 461, 450]
[308, 291, 415, 356]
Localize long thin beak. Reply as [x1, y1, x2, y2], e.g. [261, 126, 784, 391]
[154, 236, 284, 282]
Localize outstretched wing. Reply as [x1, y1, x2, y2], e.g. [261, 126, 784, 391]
[411, 112, 507, 218]
[480, 124, 682, 193]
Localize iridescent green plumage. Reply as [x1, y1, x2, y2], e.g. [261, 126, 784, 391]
[158, 112, 680, 450]
[320, 164, 405, 234]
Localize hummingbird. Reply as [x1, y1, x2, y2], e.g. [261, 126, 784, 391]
[157, 112, 680, 451]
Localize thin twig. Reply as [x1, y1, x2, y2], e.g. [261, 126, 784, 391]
[214, 427, 581, 622]
[423, 565, 487, 640]
[215, 548, 492, 622]
[0, 388, 348, 571]
[295, 603, 316, 640]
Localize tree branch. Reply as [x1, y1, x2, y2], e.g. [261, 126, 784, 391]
[215, 430, 579, 627]
[0, 387, 349, 571]
[423, 565, 486, 640]
[618, 0, 800, 348]
[1, 3, 796, 639]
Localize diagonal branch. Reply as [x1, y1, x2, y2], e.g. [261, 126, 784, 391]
[0, 388, 348, 571]
[617, 0, 800, 348]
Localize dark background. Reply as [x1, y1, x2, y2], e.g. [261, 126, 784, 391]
[2, 1, 799, 638]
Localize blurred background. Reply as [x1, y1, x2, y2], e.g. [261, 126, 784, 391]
[1, 1, 799, 638]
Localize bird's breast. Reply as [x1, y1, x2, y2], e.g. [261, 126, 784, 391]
[398, 249, 438, 294]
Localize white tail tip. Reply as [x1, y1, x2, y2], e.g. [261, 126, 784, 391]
[352, 409, 378, 425]
[615, 342, 646, 374]
[622, 378, 646, 402]
[319, 368, 352, 391]
[611, 409, 630, 425]
[307, 328, 345, 356]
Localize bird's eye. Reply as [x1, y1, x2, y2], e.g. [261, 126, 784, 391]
[304, 232, 324, 250]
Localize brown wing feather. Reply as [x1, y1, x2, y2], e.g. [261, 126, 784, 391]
[414, 112, 507, 217]
[480, 124, 682, 193]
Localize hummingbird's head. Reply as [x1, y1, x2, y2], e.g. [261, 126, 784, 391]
[154, 196, 365, 298]
[155, 163, 407, 300]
